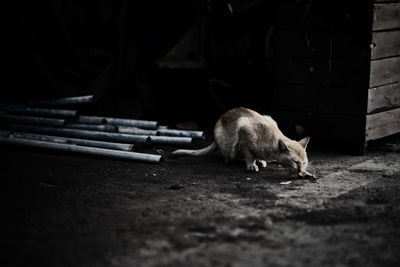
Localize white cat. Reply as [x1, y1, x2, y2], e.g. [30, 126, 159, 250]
[172, 107, 313, 177]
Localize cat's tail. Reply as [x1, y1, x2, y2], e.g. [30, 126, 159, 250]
[171, 142, 217, 157]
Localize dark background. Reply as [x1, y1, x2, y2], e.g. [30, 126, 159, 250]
[3, 0, 396, 151]
[0, 0, 275, 128]
[2, 2, 400, 266]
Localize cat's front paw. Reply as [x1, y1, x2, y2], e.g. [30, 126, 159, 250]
[246, 163, 259, 172]
[256, 160, 267, 168]
[298, 170, 316, 179]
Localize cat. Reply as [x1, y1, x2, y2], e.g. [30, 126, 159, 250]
[172, 107, 314, 178]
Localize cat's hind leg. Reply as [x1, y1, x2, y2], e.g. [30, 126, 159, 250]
[241, 147, 259, 172]
[236, 118, 259, 172]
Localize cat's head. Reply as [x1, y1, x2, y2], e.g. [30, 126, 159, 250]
[276, 137, 310, 176]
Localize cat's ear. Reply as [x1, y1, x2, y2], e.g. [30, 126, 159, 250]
[278, 139, 290, 153]
[299, 136, 310, 149]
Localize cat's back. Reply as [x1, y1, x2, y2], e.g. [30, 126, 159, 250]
[214, 107, 253, 139]
[217, 107, 261, 128]
[213, 107, 283, 158]
[215, 107, 282, 139]
[217, 107, 277, 129]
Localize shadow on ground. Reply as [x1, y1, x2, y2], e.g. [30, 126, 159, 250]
[3, 135, 400, 267]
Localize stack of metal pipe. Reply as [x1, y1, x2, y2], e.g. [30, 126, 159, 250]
[0, 95, 205, 163]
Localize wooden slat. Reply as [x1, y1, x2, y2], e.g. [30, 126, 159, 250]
[277, 58, 368, 87]
[271, 110, 365, 144]
[276, 31, 370, 59]
[277, 58, 329, 86]
[373, 3, 400, 31]
[158, 23, 204, 69]
[371, 30, 400, 59]
[330, 60, 369, 87]
[274, 86, 366, 115]
[331, 32, 370, 59]
[368, 82, 400, 113]
[276, 3, 372, 32]
[366, 107, 400, 141]
[276, 31, 331, 58]
[369, 57, 400, 87]
[275, 3, 331, 31]
[331, 4, 373, 32]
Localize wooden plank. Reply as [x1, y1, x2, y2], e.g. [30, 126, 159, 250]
[371, 30, 400, 59]
[276, 31, 369, 59]
[369, 57, 400, 87]
[330, 60, 370, 87]
[368, 82, 400, 113]
[158, 23, 205, 69]
[277, 58, 330, 86]
[271, 110, 365, 144]
[277, 58, 368, 87]
[331, 32, 370, 59]
[276, 3, 372, 32]
[275, 3, 331, 31]
[366, 107, 400, 141]
[373, 3, 400, 30]
[273, 86, 366, 115]
[276, 31, 331, 58]
[331, 4, 373, 32]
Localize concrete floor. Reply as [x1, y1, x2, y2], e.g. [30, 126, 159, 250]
[3, 135, 400, 267]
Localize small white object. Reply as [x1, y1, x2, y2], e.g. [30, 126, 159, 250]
[280, 181, 292, 185]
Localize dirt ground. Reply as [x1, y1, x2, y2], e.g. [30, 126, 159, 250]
[3, 135, 400, 267]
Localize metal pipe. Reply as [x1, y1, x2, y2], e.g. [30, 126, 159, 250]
[157, 125, 169, 129]
[158, 129, 205, 139]
[117, 126, 159, 136]
[69, 116, 107, 125]
[11, 124, 150, 144]
[70, 115, 158, 129]
[2, 106, 78, 118]
[10, 132, 134, 151]
[31, 95, 95, 106]
[0, 114, 66, 126]
[0, 136, 162, 163]
[149, 136, 194, 146]
[64, 123, 118, 132]
[105, 117, 159, 129]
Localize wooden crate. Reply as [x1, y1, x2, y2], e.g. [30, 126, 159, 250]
[272, 0, 400, 153]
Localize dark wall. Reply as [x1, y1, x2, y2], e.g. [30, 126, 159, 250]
[1, 0, 203, 118]
[1, 0, 274, 124]
[156, 0, 275, 127]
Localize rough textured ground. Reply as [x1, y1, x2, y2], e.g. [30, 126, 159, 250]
[3, 136, 400, 267]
